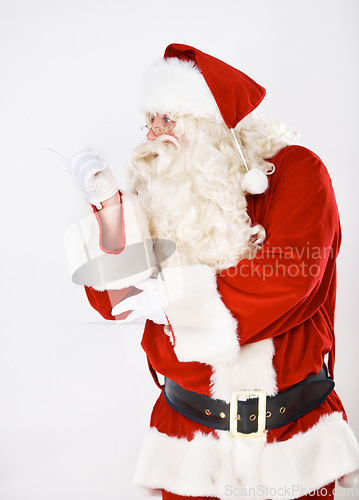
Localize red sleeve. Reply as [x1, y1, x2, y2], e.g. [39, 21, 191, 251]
[84, 285, 142, 321]
[217, 146, 341, 345]
[91, 190, 126, 255]
[84, 191, 142, 321]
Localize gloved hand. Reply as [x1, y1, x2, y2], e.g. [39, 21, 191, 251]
[48, 146, 118, 209]
[111, 278, 168, 324]
[111, 267, 184, 324]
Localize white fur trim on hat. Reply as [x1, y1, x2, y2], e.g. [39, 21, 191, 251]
[142, 57, 223, 122]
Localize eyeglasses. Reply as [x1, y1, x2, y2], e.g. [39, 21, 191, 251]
[142, 114, 176, 136]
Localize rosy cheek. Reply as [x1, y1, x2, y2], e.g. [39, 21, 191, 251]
[167, 122, 177, 135]
[169, 129, 178, 140]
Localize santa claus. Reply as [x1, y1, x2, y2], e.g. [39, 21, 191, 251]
[54, 44, 359, 499]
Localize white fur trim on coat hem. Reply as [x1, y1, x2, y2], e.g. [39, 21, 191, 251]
[134, 412, 359, 500]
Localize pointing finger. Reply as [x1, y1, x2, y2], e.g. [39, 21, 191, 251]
[47, 148, 69, 171]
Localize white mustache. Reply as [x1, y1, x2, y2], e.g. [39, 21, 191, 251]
[154, 134, 180, 149]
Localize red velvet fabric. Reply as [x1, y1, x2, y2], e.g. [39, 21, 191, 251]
[297, 482, 335, 499]
[217, 145, 340, 385]
[85, 285, 141, 321]
[164, 43, 266, 128]
[162, 491, 219, 500]
[161, 482, 335, 500]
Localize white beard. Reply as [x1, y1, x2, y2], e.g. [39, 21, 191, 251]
[127, 134, 264, 273]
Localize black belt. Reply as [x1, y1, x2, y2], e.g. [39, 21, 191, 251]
[163, 365, 334, 437]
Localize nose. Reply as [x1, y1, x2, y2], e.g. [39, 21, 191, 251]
[146, 128, 157, 141]
[147, 114, 164, 141]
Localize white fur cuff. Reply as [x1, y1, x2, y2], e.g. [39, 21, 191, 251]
[160, 265, 240, 365]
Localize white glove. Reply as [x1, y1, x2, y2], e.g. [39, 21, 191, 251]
[48, 146, 118, 209]
[111, 279, 168, 324]
[111, 268, 185, 324]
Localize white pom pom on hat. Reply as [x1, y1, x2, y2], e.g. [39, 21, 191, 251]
[144, 43, 269, 194]
[229, 128, 269, 195]
[241, 167, 269, 195]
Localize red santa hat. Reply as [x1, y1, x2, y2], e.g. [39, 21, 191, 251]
[143, 43, 269, 194]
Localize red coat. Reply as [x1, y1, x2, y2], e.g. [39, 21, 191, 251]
[85, 146, 359, 499]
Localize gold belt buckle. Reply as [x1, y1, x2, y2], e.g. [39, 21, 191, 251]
[229, 390, 267, 438]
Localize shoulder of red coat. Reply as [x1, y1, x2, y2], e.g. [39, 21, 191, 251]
[270, 145, 324, 166]
[269, 145, 330, 181]
[268, 145, 334, 196]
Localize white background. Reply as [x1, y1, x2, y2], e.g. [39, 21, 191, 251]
[1, 1, 358, 499]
